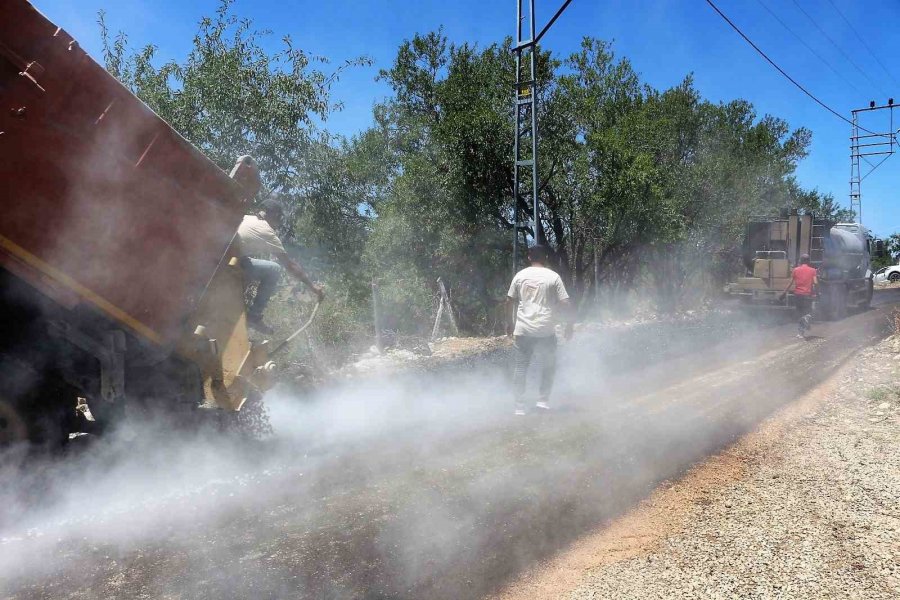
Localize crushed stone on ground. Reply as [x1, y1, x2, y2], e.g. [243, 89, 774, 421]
[343, 306, 738, 378]
[567, 337, 900, 600]
[343, 336, 511, 376]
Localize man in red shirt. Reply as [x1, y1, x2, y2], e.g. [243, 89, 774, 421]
[781, 254, 818, 338]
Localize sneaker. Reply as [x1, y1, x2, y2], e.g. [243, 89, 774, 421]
[535, 401, 550, 411]
[796, 333, 805, 339]
[514, 404, 526, 416]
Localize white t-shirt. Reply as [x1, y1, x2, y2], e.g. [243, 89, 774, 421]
[507, 266, 570, 337]
[237, 215, 286, 258]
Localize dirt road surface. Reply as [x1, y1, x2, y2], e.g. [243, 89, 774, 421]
[2, 290, 899, 599]
[499, 325, 900, 599]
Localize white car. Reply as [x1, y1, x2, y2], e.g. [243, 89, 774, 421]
[874, 265, 900, 284]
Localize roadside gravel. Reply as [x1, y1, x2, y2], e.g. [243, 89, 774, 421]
[569, 336, 900, 599]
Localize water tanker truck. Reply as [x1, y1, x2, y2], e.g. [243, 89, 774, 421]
[0, 1, 279, 450]
[725, 212, 879, 319]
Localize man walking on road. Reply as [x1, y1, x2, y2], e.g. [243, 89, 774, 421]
[781, 253, 818, 339]
[506, 245, 573, 415]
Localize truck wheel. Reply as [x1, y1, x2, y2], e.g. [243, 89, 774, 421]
[0, 399, 28, 446]
[0, 357, 74, 454]
[0, 400, 29, 469]
[0, 389, 73, 454]
[821, 285, 845, 320]
[830, 286, 848, 320]
[859, 279, 874, 309]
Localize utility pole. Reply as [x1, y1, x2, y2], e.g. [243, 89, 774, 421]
[513, 0, 540, 276]
[850, 99, 898, 225]
[511, 0, 573, 275]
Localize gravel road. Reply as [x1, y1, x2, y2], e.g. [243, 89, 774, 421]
[562, 336, 900, 599]
[2, 290, 899, 599]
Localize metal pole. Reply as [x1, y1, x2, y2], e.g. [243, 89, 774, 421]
[850, 111, 860, 223]
[371, 279, 383, 353]
[513, 0, 575, 51]
[512, 0, 574, 261]
[848, 102, 898, 225]
[512, 0, 523, 277]
[437, 277, 459, 335]
[529, 0, 541, 244]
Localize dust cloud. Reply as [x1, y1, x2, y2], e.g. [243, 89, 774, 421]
[0, 311, 790, 598]
[0, 350, 509, 575]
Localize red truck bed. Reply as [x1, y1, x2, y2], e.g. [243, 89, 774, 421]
[0, 0, 247, 345]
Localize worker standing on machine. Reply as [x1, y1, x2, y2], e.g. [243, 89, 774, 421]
[237, 192, 325, 334]
[780, 253, 818, 339]
[505, 244, 573, 415]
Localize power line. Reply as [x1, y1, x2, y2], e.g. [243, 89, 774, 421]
[823, 0, 900, 91]
[754, 0, 865, 97]
[789, 0, 889, 98]
[704, 0, 877, 134]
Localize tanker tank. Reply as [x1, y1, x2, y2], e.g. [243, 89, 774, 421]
[823, 224, 869, 280]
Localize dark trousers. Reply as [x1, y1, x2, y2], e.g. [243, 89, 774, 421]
[795, 295, 813, 334]
[512, 335, 557, 405]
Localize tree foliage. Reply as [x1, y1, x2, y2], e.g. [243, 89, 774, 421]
[871, 233, 900, 270]
[99, 1, 371, 256]
[362, 32, 845, 321]
[99, 7, 856, 349]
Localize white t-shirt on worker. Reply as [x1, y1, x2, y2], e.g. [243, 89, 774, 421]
[237, 215, 286, 258]
[507, 266, 570, 337]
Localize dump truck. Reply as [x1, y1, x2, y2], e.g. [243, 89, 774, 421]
[0, 1, 278, 449]
[725, 212, 878, 319]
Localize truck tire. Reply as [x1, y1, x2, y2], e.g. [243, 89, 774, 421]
[0, 399, 29, 469]
[0, 358, 75, 454]
[829, 285, 848, 320]
[859, 279, 874, 309]
[0, 399, 28, 447]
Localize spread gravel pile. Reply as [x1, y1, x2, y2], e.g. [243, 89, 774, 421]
[570, 338, 900, 599]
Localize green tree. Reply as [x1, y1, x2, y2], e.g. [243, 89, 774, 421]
[99, 0, 372, 267]
[872, 232, 900, 270]
[362, 31, 520, 333]
[98, 0, 374, 364]
[361, 30, 827, 326]
[100, 5, 840, 347]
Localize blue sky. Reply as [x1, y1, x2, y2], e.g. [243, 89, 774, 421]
[32, 0, 900, 237]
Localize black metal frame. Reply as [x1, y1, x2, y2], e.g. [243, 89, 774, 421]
[850, 102, 897, 224]
[511, 0, 573, 275]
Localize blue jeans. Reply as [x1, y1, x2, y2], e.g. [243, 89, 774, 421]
[243, 258, 282, 318]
